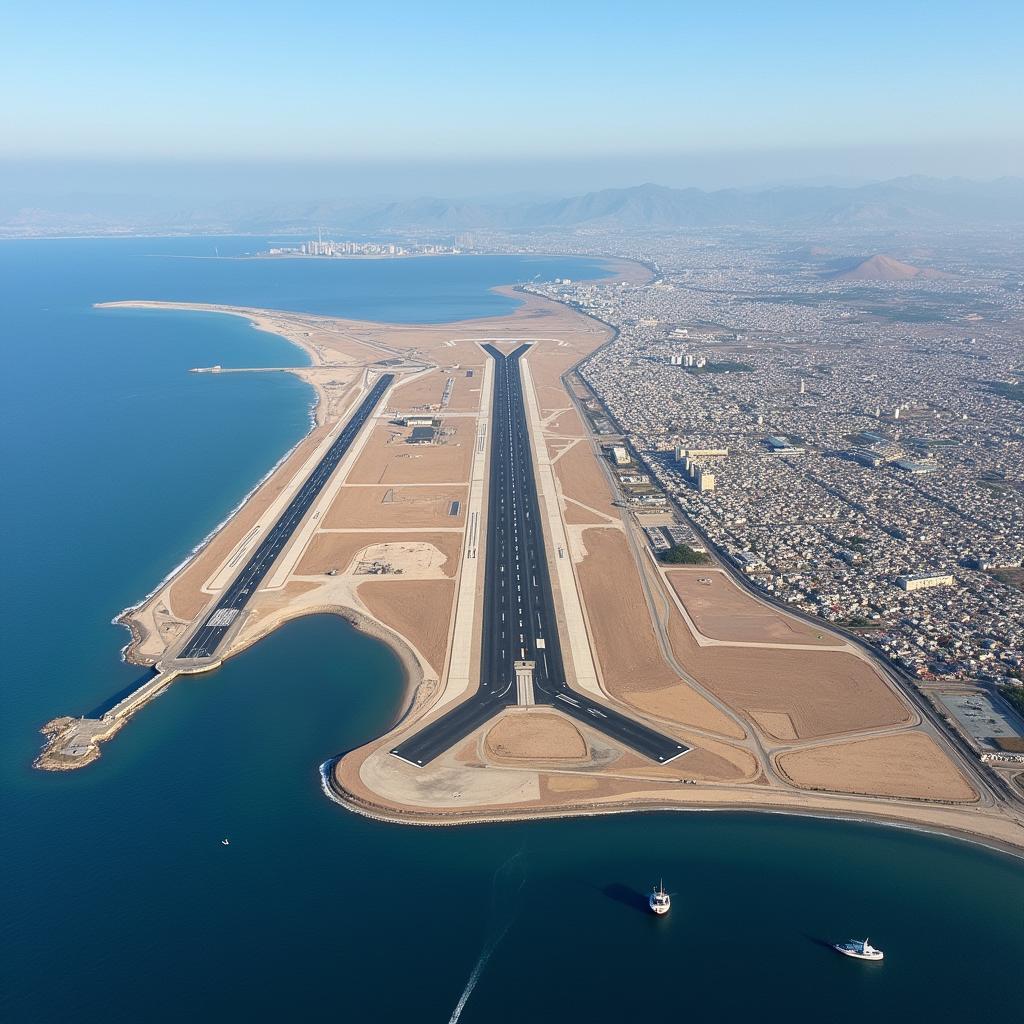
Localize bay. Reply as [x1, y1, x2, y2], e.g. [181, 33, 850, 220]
[1, 238, 1021, 1022]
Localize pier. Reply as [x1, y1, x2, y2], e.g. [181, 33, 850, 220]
[35, 666, 197, 770]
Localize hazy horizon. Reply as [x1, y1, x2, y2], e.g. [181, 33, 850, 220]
[2, 146, 1022, 208]
[4, 0, 1022, 204]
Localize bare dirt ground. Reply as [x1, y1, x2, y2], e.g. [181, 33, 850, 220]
[484, 711, 588, 760]
[547, 408, 586, 437]
[667, 569, 837, 645]
[749, 711, 798, 740]
[388, 368, 454, 409]
[357, 578, 455, 678]
[296, 532, 461, 578]
[777, 733, 977, 802]
[562, 500, 611, 526]
[322, 486, 466, 529]
[389, 364, 488, 413]
[665, 611, 912, 739]
[346, 419, 473, 485]
[575, 527, 746, 739]
[554, 442, 620, 517]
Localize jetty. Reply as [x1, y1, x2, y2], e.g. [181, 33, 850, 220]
[34, 662, 216, 770]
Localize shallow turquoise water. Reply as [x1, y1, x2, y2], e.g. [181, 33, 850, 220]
[1, 239, 1021, 1022]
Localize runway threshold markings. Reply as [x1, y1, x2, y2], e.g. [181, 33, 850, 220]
[391, 346, 686, 767]
[178, 373, 394, 660]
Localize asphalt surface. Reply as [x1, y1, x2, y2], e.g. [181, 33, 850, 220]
[392, 345, 686, 767]
[178, 373, 394, 660]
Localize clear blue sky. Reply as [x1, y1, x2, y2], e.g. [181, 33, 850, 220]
[2, 0, 1022, 190]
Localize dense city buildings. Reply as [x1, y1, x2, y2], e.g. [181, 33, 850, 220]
[263, 234, 462, 258]
[509, 229, 1023, 704]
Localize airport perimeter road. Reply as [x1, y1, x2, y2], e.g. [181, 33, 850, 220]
[179, 373, 394, 660]
[391, 345, 685, 767]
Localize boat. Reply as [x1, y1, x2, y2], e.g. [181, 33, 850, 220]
[221, 838, 230, 846]
[832, 938, 883, 961]
[648, 880, 670, 915]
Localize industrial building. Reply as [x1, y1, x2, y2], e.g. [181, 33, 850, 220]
[893, 458, 939, 475]
[764, 435, 806, 455]
[675, 446, 728, 460]
[849, 447, 884, 468]
[734, 551, 767, 573]
[897, 571, 955, 592]
[407, 426, 437, 445]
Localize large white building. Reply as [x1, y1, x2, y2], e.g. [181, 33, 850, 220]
[897, 572, 955, 592]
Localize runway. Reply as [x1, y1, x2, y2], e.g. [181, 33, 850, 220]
[178, 373, 394, 660]
[392, 345, 685, 767]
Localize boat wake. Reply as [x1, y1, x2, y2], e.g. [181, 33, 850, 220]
[448, 850, 526, 1024]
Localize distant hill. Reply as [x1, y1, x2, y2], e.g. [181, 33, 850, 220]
[350, 197, 501, 232]
[3, 176, 1024, 238]
[828, 253, 955, 282]
[344, 178, 1024, 232]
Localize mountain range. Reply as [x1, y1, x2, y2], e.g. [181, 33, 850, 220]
[2, 176, 1023, 237]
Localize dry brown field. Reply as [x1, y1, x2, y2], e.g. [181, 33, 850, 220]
[547, 408, 586, 437]
[357, 578, 455, 678]
[547, 440, 572, 462]
[322, 486, 466, 529]
[668, 570, 836, 645]
[562, 501, 611, 526]
[443, 371, 485, 412]
[295, 531, 461, 577]
[346, 420, 473, 485]
[665, 613, 912, 738]
[777, 733, 976, 801]
[535, 384, 572, 417]
[554, 442, 619, 516]
[575, 527, 745, 738]
[485, 712, 588, 760]
[390, 369, 451, 409]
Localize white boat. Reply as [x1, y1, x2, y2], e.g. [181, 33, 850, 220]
[648, 880, 670, 915]
[221, 838, 230, 846]
[832, 938, 883, 961]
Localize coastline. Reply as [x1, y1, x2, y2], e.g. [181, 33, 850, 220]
[37, 284, 611, 767]
[101, 304, 324, 667]
[37, 269, 1024, 860]
[321, 762, 1024, 861]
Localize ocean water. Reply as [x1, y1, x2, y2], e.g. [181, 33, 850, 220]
[1, 238, 1022, 1022]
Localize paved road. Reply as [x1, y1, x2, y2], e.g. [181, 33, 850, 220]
[392, 345, 686, 767]
[179, 373, 394, 660]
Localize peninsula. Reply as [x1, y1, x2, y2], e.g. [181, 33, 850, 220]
[35, 271, 1024, 855]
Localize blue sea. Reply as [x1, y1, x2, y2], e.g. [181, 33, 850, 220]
[1, 237, 1021, 1022]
